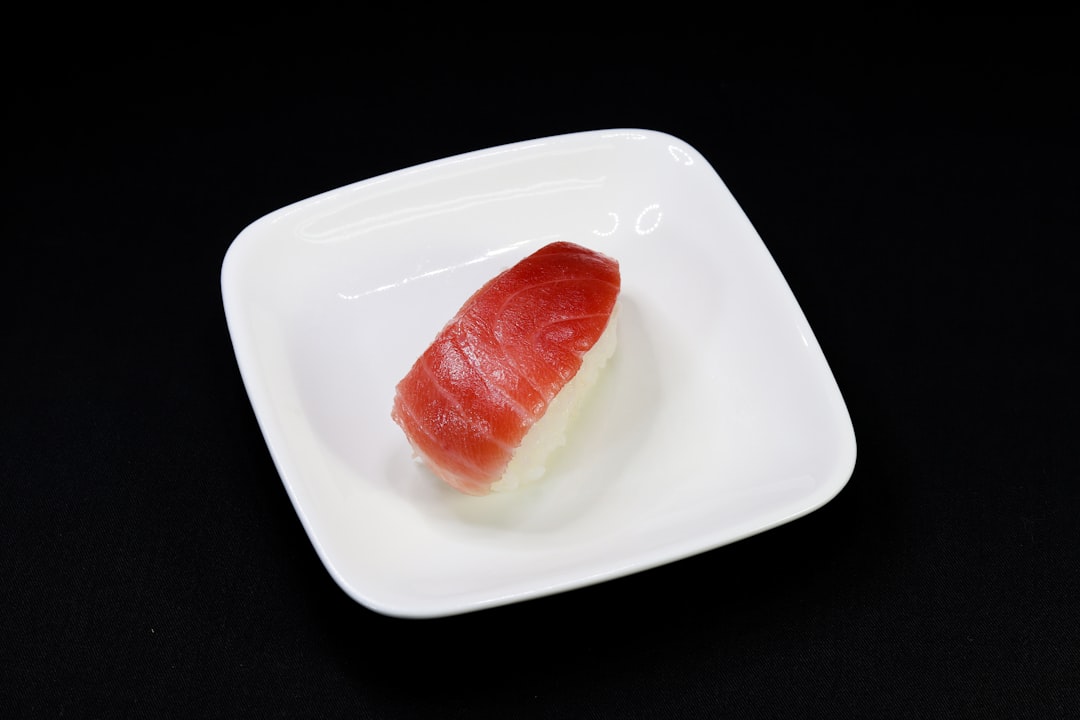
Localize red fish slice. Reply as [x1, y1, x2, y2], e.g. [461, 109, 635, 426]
[391, 241, 621, 495]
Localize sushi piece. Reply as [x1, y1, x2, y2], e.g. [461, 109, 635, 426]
[391, 241, 621, 496]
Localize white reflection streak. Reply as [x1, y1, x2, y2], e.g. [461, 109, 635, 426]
[337, 238, 544, 300]
[337, 264, 463, 300]
[635, 204, 662, 234]
[668, 145, 693, 165]
[272, 142, 555, 227]
[299, 177, 603, 243]
[592, 212, 619, 237]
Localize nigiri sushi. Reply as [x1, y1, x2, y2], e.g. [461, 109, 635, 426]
[391, 241, 621, 496]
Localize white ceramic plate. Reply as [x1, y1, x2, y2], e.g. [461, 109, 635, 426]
[221, 129, 856, 618]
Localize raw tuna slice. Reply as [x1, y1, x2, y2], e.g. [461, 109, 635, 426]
[391, 241, 621, 495]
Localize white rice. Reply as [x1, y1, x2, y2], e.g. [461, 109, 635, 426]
[490, 303, 620, 493]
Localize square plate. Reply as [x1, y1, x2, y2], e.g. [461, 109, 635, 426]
[221, 129, 856, 618]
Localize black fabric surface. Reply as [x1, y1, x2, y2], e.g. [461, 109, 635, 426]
[5, 20, 1078, 719]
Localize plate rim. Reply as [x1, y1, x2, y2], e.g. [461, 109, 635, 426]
[221, 127, 857, 618]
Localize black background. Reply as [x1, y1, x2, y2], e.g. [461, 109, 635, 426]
[5, 18, 1078, 719]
